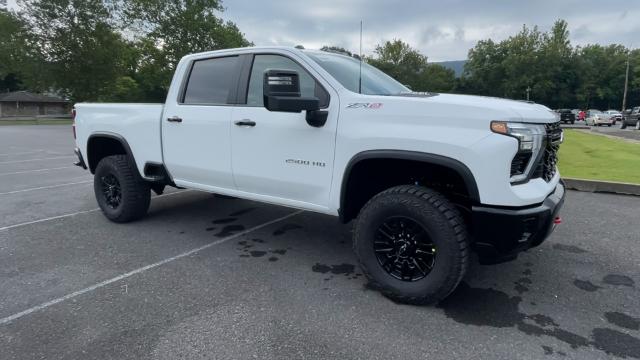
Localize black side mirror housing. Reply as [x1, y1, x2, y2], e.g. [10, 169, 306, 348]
[263, 69, 320, 113]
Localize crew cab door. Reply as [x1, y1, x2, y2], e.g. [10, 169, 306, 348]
[161, 55, 241, 189]
[230, 53, 338, 209]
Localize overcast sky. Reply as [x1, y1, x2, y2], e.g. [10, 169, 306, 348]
[7, 0, 639, 61]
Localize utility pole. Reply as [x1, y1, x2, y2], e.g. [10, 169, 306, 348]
[622, 50, 630, 112]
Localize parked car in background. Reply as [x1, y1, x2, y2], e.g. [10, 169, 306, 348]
[604, 110, 623, 125]
[555, 109, 576, 124]
[621, 107, 640, 129]
[586, 109, 613, 126]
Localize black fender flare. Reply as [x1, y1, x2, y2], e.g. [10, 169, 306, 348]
[339, 150, 481, 219]
[87, 132, 137, 174]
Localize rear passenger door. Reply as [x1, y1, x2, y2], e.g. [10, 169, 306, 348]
[162, 55, 240, 190]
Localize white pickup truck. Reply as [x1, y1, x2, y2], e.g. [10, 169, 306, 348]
[73, 46, 565, 304]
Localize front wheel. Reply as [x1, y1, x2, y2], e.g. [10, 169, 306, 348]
[94, 155, 151, 223]
[353, 185, 469, 305]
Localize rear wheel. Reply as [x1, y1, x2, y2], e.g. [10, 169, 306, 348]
[94, 155, 150, 223]
[353, 185, 469, 305]
[621, 122, 627, 129]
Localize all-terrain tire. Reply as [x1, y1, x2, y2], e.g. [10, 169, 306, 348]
[94, 155, 151, 223]
[353, 185, 469, 305]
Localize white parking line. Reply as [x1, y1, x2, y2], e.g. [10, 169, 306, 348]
[0, 210, 303, 325]
[0, 190, 190, 231]
[0, 166, 76, 177]
[0, 156, 75, 165]
[0, 180, 92, 196]
[0, 150, 46, 157]
[0, 208, 101, 231]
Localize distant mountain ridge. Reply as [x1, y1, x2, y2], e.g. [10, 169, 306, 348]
[434, 60, 467, 77]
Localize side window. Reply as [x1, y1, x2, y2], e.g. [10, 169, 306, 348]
[182, 56, 238, 104]
[246, 54, 328, 107]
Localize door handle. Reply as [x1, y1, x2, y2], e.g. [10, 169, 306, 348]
[234, 120, 256, 127]
[167, 116, 183, 123]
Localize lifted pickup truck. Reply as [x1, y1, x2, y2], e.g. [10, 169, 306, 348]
[73, 46, 565, 304]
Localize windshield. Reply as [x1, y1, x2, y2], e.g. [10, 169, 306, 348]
[304, 51, 409, 96]
[590, 110, 603, 115]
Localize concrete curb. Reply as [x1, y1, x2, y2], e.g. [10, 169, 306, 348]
[564, 178, 640, 196]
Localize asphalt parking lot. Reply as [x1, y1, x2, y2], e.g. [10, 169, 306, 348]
[1, 125, 639, 360]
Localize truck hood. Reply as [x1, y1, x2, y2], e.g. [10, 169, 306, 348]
[390, 92, 557, 124]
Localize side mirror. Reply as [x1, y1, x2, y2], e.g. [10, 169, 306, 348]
[263, 69, 320, 113]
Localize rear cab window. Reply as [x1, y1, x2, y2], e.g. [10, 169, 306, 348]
[182, 56, 239, 105]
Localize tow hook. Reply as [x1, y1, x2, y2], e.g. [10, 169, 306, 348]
[553, 216, 562, 225]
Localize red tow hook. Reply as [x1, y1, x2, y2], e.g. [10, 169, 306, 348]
[553, 216, 562, 225]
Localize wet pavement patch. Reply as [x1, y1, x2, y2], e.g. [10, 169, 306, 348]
[312, 263, 355, 276]
[591, 328, 640, 359]
[603, 274, 635, 287]
[552, 243, 588, 254]
[214, 225, 245, 238]
[211, 218, 237, 224]
[605, 312, 640, 331]
[573, 279, 602, 292]
[249, 251, 267, 257]
[528, 314, 560, 328]
[273, 223, 302, 236]
[268, 257, 279, 262]
[271, 249, 287, 255]
[514, 277, 532, 294]
[439, 283, 523, 328]
[438, 282, 640, 357]
[541, 345, 553, 355]
[228, 207, 256, 217]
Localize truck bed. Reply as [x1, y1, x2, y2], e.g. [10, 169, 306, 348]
[74, 103, 165, 177]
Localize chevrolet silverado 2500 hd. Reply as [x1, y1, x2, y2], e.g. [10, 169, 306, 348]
[73, 46, 565, 304]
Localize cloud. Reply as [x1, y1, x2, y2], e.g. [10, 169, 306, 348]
[222, 0, 639, 61]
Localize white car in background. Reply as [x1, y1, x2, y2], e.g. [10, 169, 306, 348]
[586, 109, 613, 126]
[604, 110, 623, 125]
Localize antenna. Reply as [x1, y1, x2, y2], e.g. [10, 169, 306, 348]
[359, 20, 363, 94]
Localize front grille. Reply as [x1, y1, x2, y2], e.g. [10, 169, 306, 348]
[532, 122, 562, 182]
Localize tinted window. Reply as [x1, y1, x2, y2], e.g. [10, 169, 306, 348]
[183, 56, 238, 104]
[247, 54, 328, 107]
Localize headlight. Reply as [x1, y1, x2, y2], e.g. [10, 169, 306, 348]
[491, 121, 546, 183]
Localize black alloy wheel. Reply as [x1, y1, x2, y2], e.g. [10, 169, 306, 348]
[374, 216, 436, 282]
[101, 173, 122, 209]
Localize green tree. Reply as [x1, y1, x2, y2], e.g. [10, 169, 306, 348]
[419, 64, 456, 93]
[19, 0, 130, 102]
[368, 39, 427, 89]
[121, 0, 252, 101]
[320, 45, 353, 57]
[0, 10, 38, 92]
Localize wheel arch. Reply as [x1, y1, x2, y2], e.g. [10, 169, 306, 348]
[87, 132, 137, 175]
[339, 150, 480, 223]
